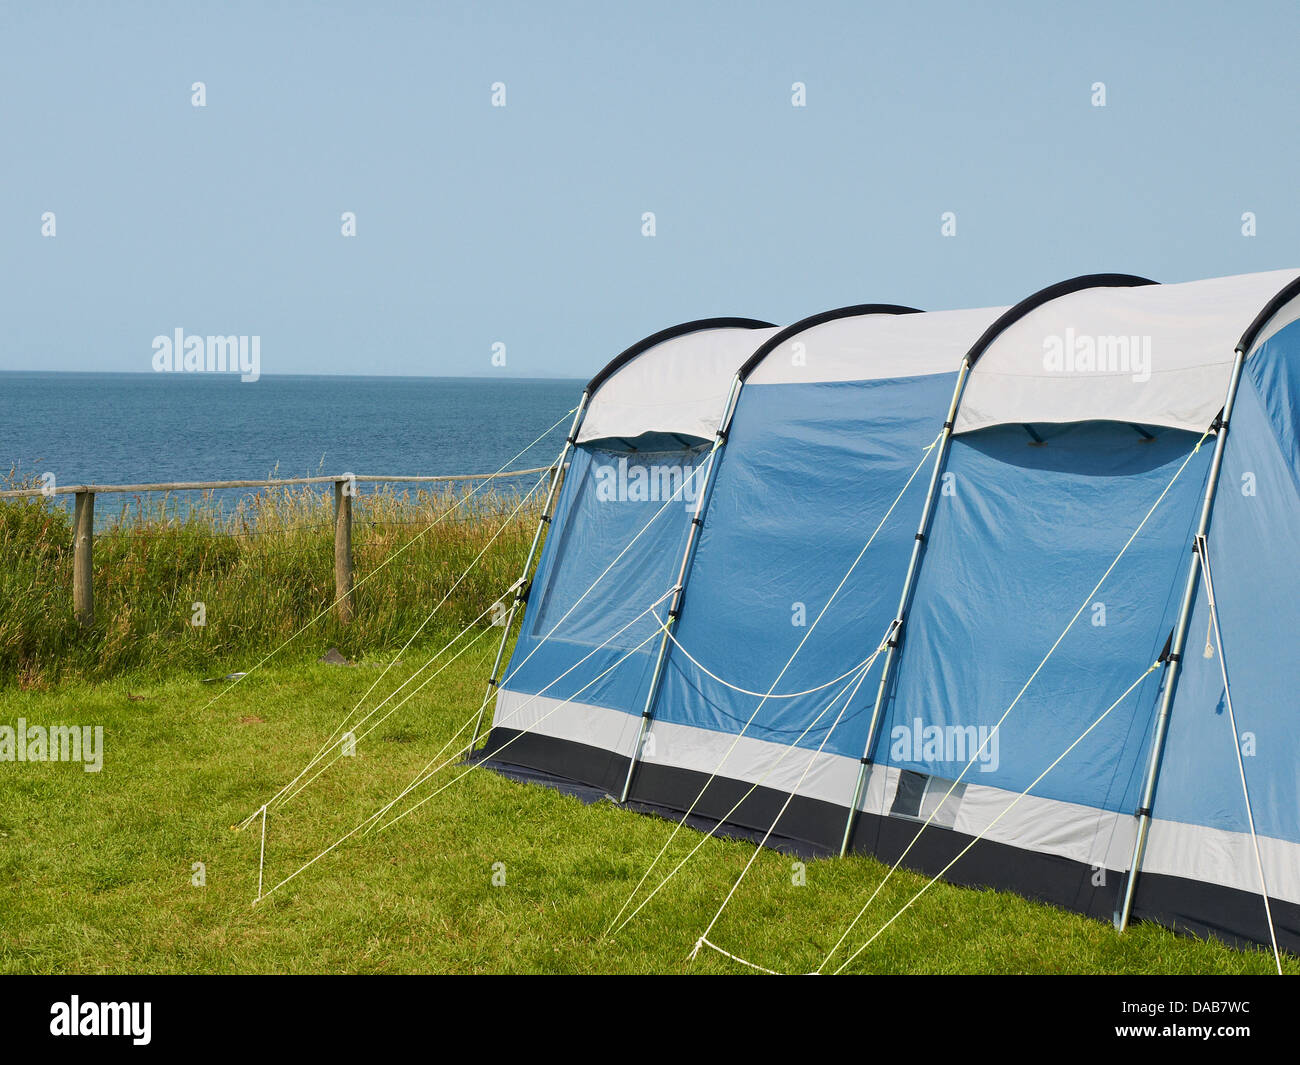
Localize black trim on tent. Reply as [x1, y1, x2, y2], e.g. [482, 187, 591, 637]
[964, 274, 1158, 369]
[477, 726, 1300, 956]
[1238, 273, 1300, 354]
[584, 317, 776, 396]
[737, 304, 922, 382]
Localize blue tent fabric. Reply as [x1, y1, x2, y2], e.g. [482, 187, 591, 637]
[1158, 373, 1300, 845]
[1142, 320, 1300, 947]
[655, 373, 956, 760]
[498, 442, 705, 717]
[880, 422, 1209, 813]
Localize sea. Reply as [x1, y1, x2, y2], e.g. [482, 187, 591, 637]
[0, 372, 582, 520]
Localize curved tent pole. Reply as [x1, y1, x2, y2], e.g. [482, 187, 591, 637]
[837, 273, 1159, 858]
[617, 304, 921, 805]
[1238, 275, 1300, 355]
[468, 392, 590, 754]
[468, 317, 777, 758]
[585, 317, 776, 394]
[733, 304, 921, 379]
[1114, 275, 1300, 930]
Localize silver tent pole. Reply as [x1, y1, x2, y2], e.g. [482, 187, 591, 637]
[1114, 345, 1247, 931]
[838, 358, 971, 857]
[467, 393, 589, 756]
[617, 374, 744, 804]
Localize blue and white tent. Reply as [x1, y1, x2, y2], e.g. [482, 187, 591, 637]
[475, 269, 1300, 954]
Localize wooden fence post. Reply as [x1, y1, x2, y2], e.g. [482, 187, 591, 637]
[334, 479, 354, 623]
[73, 490, 95, 626]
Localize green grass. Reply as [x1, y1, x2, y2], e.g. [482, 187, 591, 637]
[0, 645, 1291, 975]
[0, 483, 1289, 974]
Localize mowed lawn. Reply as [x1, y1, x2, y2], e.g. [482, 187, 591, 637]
[0, 636, 1291, 975]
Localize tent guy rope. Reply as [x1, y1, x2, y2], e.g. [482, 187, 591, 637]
[607, 623, 894, 937]
[248, 466, 553, 822]
[1194, 534, 1283, 975]
[829, 659, 1162, 975]
[605, 431, 941, 935]
[816, 428, 1211, 973]
[253, 592, 675, 903]
[212, 406, 576, 728]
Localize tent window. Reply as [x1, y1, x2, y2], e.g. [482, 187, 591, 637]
[890, 771, 965, 829]
[891, 770, 927, 818]
[529, 445, 704, 651]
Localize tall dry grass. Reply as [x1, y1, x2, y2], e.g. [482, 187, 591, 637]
[0, 472, 546, 687]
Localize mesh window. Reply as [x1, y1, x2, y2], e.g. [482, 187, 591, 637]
[890, 772, 966, 829]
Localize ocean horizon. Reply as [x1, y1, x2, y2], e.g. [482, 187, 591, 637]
[1, 371, 582, 516]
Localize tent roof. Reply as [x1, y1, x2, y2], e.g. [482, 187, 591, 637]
[576, 269, 1300, 445]
[954, 268, 1300, 435]
[745, 303, 1007, 385]
[577, 319, 777, 444]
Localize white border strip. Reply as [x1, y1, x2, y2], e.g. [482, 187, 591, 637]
[494, 687, 1300, 905]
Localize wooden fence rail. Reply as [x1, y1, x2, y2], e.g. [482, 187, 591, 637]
[0, 467, 551, 499]
[1, 466, 553, 628]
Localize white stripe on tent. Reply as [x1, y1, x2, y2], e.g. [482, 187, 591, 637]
[1143, 818, 1300, 910]
[494, 687, 862, 802]
[491, 688, 1300, 907]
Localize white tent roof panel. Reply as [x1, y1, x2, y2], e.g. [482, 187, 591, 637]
[954, 269, 1300, 435]
[576, 325, 779, 444]
[577, 269, 1300, 445]
[746, 304, 1009, 385]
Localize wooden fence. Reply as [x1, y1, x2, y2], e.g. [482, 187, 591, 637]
[0, 468, 552, 627]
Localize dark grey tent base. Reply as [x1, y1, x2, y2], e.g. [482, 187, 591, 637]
[478, 726, 1299, 958]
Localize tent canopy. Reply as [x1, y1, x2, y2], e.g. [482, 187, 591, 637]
[955, 268, 1300, 434]
[479, 266, 1300, 960]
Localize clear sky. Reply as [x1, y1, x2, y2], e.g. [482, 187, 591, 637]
[2, 0, 1296, 379]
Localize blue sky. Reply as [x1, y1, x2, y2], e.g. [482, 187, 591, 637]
[1, 0, 1296, 379]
